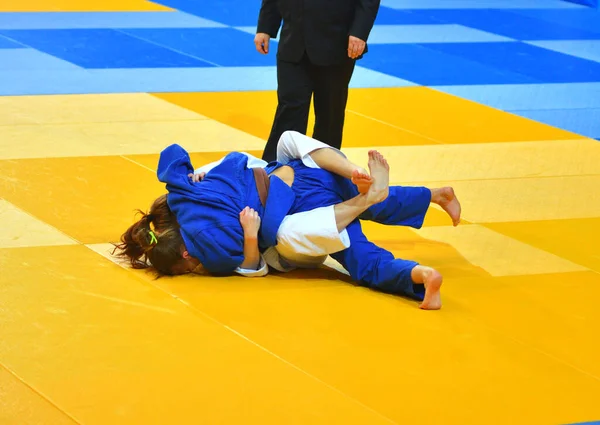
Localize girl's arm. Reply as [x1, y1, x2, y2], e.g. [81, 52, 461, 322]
[236, 207, 268, 277]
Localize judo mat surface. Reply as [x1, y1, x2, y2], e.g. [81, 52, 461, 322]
[1, 0, 600, 424]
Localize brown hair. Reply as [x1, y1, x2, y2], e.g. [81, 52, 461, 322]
[113, 194, 187, 276]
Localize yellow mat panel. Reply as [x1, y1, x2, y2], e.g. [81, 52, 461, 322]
[484, 218, 600, 272]
[88, 242, 353, 293]
[125, 150, 264, 172]
[154, 88, 584, 147]
[415, 175, 600, 223]
[154, 91, 276, 141]
[0, 0, 171, 12]
[0, 156, 164, 243]
[148, 278, 600, 425]
[0, 199, 76, 248]
[337, 109, 440, 147]
[2, 87, 599, 425]
[0, 94, 207, 126]
[0, 367, 77, 425]
[414, 224, 587, 276]
[0, 245, 395, 425]
[453, 271, 600, 380]
[343, 138, 600, 183]
[346, 87, 584, 143]
[89, 238, 600, 425]
[0, 119, 267, 160]
[152, 91, 443, 148]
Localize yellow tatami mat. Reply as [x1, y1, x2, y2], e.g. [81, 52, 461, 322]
[1, 90, 600, 425]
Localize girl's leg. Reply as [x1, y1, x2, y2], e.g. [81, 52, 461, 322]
[274, 153, 391, 263]
[330, 220, 442, 310]
[276, 130, 372, 192]
[279, 135, 461, 228]
[360, 186, 461, 228]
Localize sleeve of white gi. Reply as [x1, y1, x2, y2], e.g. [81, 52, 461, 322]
[234, 255, 269, 277]
[194, 152, 267, 176]
[276, 131, 347, 169]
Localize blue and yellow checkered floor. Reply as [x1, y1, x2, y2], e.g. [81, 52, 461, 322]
[1, 0, 600, 424]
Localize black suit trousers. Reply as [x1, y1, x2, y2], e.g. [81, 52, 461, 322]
[262, 53, 356, 162]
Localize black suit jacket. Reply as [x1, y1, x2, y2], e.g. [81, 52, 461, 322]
[257, 0, 380, 66]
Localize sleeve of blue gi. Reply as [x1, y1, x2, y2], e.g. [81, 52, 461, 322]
[157, 143, 195, 190]
[192, 224, 245, 275]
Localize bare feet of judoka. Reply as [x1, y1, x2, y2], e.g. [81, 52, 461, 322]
[411, 265, 442, 310]
[431, 187, 461, 226]
[366, 150, 390, 205]
[352, 168, 372, 194]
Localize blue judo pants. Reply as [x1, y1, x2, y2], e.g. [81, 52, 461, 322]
[286, 159, 432, 301]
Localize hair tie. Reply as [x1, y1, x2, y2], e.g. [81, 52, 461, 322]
[148, 231, 158, 245]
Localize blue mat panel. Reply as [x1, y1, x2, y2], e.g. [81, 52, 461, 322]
[562, 0, 598, 7]
[514, 108, 600, 138]
[366, 24, 512, 44]
[408, 9, 600, 40]
[0, 34, 22, 48]
[526, 40, 600, 63]
[514, 9, 600, 34]
[358, 43, 538, 85]
[122, 27, 276, 67]
[381, 0, 585, 9]
[374, 7, 446, 24]
[0, 65, 412, 96]
[153, 0, 260, 26]
[0, 11, 225, 30]
[426, 41, 600, 82]
[0, 48, 82, 70]
[0, 29, 213, 69]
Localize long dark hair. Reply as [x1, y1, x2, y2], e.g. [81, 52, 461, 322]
[113, 194, 186, 276]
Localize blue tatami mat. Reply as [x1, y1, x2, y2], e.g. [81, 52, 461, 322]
[0, 66, 413, 96]
[426, 41, 600, 83]
[381, 0, 586, 10]
[408, 9, 600, 40]
[515, 108, 600, 139]
[0, 29, 213, 68]
[526, 40, 600, 63]
[0, 0, 598, 142]
[373, 7, 446, 24]
[0, 48, 82, 70]
[365, 24, 512, 44]
[122, 27, 275, 67]
[359, 43, 538, 85]
[0, 34, 22, 48]
[515, 8, 600, 34]
[151, 0, 260, 26]
[0, 11, 225, 30]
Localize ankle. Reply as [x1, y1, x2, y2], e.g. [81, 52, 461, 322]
[430, 188, 441, 204]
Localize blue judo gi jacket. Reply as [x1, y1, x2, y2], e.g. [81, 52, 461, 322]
[157, 144, 296, 275]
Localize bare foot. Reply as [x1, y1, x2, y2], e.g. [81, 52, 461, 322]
[351, 169, 373, 194]
[433, 187, 461, 227]
[365, 150, 390, 206]
[419, 269, 442, 310]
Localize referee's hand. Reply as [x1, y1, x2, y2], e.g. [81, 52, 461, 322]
[255, 33, 271, 54]
[348, 36, 366, 59]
